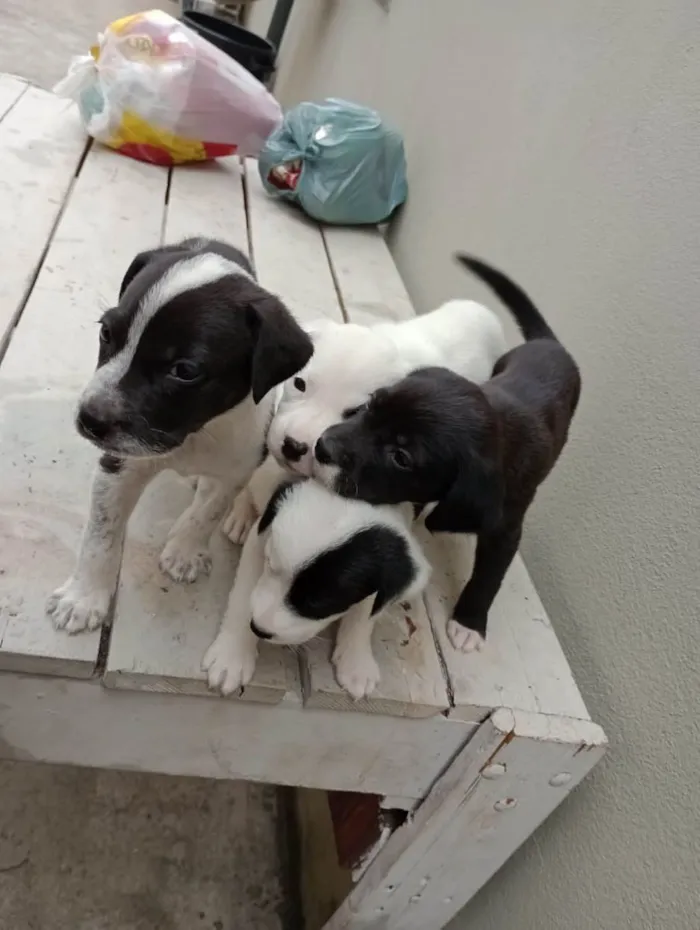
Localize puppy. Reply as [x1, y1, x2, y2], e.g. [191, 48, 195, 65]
[222, 297, 507, 543]
[313, 254, 581, 653]
[269, 301, 506, 476]
[204, 457, 431, 700]
[46, 237, 313, 633]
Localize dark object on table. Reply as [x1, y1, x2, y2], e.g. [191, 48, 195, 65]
[182, 10, 277, 84]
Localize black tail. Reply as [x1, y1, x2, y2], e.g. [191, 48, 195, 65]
[456, 253, 557, 342]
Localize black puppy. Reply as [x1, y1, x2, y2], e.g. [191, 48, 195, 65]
[313, 254, 581, 652]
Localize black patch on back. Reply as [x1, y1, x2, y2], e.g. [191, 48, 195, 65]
[258, 480, 304, 534]
[287, 526, 415, 620]
[99, 453, 123, 474]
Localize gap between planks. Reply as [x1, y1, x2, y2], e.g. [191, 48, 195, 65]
[0, 85, 92, 359]
[159, 167, 173, 246]
[320, 226, 349, 323]
[0, 138, 91, 364]
[240, 158, 256, 268]
[0, 74, 29, 123]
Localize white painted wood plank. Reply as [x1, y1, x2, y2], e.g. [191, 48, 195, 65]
[381, 710, 607, 930]
[0, 87, 87, 346]
[0, 146, 168, 676]
[105, 157, 302, 704]
[324, 239, 450, 720]
[322, 225, 415, 326]
[105, 472, 302, 706]
[420, 529, 538, 719]
[323, 709, 607, 930]
[419, 527, 590, 722]
[379, 796, 418, 813]
[302, 596, 450, 718]
[245, 159, 344, 323]
[0, 673, 475, 799]
[495, 555, 590, 720]
[165, 156, 249, 252]
[0, 74, 27, 122]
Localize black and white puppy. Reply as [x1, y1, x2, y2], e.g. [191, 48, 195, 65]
[46, 237, 313, 633]
[203, 458, 431, 700]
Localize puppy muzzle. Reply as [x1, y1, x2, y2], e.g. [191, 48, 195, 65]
[75, 399, 179, 457]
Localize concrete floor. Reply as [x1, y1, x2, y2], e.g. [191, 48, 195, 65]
[0, 2, 297, 928]
[0, 761, 297, 930]
[0, 1, 181, 90]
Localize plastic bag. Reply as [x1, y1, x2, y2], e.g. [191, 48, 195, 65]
[53, 9, 282, 166]
[258, 98, 408, 225]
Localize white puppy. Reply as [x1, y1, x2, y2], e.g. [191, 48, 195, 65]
[223, 299, 507, 543]
[204, 458, 431, 700]
[270, 301, 506, 476]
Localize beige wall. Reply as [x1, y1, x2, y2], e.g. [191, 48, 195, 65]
[250, 2, 700, 928]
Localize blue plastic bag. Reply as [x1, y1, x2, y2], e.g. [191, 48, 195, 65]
[258, 98, 408, 225]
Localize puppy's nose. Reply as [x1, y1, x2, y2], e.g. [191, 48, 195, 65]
[314, 434, 339, 465]
[314, 436, 332, 465]
[281, 436, 309, 463]
[76, 404, 111, 442]
[250, 619, 273, 640]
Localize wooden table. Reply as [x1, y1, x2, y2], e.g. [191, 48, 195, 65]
[0, 76, 607, 930]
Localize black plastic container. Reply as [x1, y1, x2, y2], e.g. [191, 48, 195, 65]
[181, 10, 277, 85]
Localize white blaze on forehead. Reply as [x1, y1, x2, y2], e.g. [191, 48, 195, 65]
[81, 252, 252, 405]
[140, 251, 254, 321]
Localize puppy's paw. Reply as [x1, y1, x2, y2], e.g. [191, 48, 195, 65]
[202, 633, 258, 695]
[332, 647, 381, 701]
[159, 535, 212, 584]
[447, 619, 485, 654]
[222, 492, 257, 546]
[46, 578, 111, 633]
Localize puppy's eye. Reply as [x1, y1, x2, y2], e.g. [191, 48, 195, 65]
[168, 360, 204, 383]
[342, 404, 366, 420]
[99, 322, 112, 345]
[390, 448, 412, 470]
[293, 377, 306, 393]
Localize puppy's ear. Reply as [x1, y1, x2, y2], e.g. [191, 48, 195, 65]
[425, 454, 504, 536]
[119, 244, 187, 299]
[248, 295, 314, 404]
[288, 525, 414, 620]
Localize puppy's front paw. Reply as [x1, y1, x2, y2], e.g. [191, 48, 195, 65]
[222, 493, 257, 545]
[447, 619, 485, 654]
[46, 578, 111, 633]
[332, 647, 381, 701]
[202, 633, 258, 695]
[159, 535, 212, 584]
